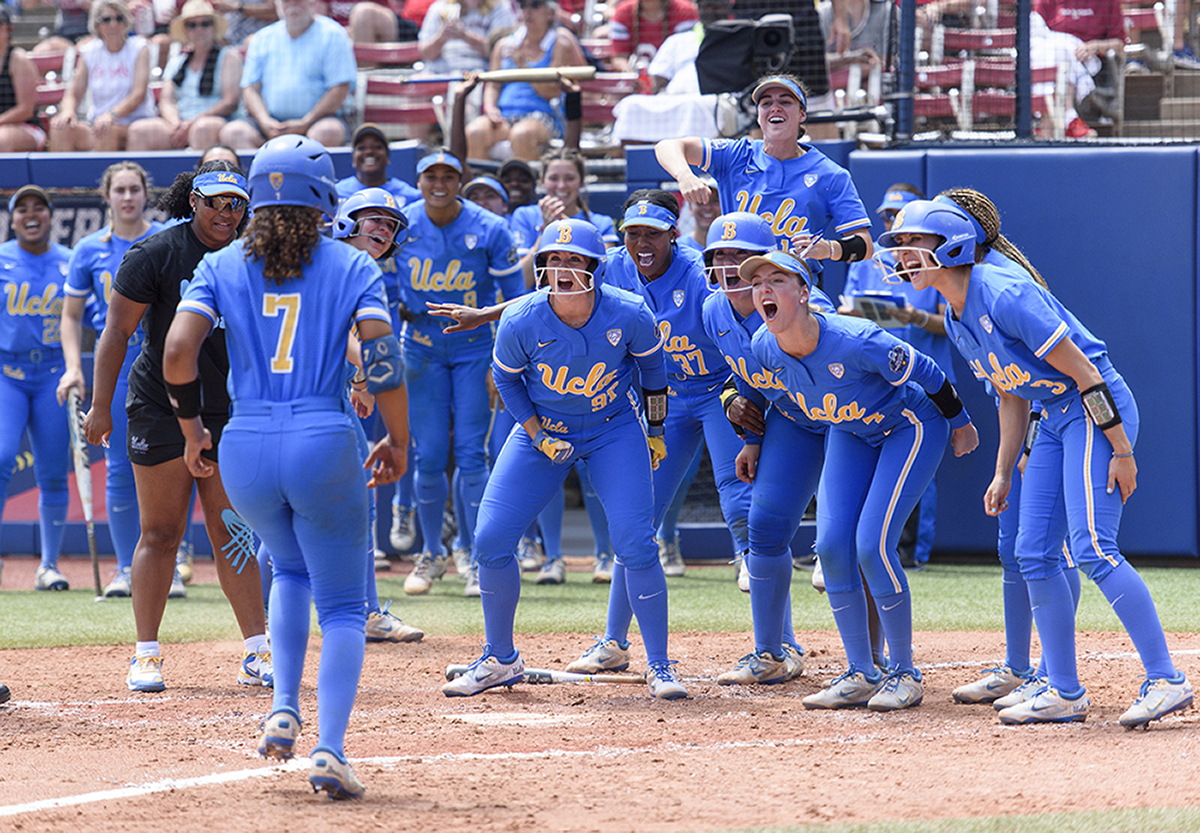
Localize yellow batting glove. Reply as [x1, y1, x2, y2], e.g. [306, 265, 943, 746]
[647, 428, 667, 471]
[533, 429, 574, 464]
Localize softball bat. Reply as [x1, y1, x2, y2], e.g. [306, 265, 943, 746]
[445, 664, 645, 685]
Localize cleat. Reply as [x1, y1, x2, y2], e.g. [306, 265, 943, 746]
[718, 649, 804, 686]
[175, 543, 194, 584]
[374, 549, 391, 571]
[126, 655, 165, 692]
[592, 552, 613, 583]
[736, 558, 750, 593]
[811, 556, 825, 593]
[309, 748, 365, 800]
[365, 600, 423, 643]
[103, 566, 133, 598]
[517, 537, 545, 572]
[535, 558, 566, 585]
[451, 546, 472, 577]
[442, 650, 524, 697]
[168, 569, 187, 599]
[257, 708, 301, 760]
[239, 649, 274, 687]
[463, 567, 481, 597]
[953, 665, 1032, 704]
[390, 504, 416, 553]
[992, 675, 1047, 711]
[658, 536, 684, 577]
[868, 669, 924, 711]
[646, 660, 688, 700]
[802, 666, 881, 709]
[998, 685, 1088, 724]
[566, 636, 631, 673]
[35, 565, 69, 591]
[1119, 676, 1193, 729]
[403, 552, 448, 595]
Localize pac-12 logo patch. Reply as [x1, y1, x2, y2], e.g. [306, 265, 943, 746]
[269, 172, 284, 191]
[607, 328, 622, 346]
[979, 314, 994, 334]
[804, 174, 818, 188]
[828, 362, 844, 379]
[888, 344, 910, 375]
[673, 290, 685, 307]
[465, 234, 478, 249]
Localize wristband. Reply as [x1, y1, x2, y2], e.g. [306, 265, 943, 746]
[1080, 381, 1121, 430]
[1112, 451, 1134, 458]
[564, 90, 582, 121]
[834, 234, 868, 263]
[165, 378, 203, 419]
[1022, 409, 1041, 456]
[643, 386, 668, 428]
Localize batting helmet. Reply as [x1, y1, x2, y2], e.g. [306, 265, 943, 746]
[332, 187, 408, 258]
[534, 218, 607, 294]
[248, 135, 339, 216]
[702, 211, 776, 292]
[877, 199, 977, 280]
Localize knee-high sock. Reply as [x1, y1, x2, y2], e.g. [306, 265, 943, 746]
[38, 500, 67, 568]
[603, 562, 633, 645]
[1096, 561, 1178, 679]
[479, 556, 521, 659]
[826, 586, 876, 672]
[872, 589, 913, 673]
[106, 482, 140, 572]
[1025, 571, 1080, 693]
[783, 590, 799, 651]
[315, 625, 365, 760]
[458, 468, 488, 552]
[257, 543, 273, 612]
[623, 562, 669, 663]
[748, 553, 790, 656]
[269, 577, 312, 718]
[1002, 568, 1034, 674]
[415, 471, 449, 557]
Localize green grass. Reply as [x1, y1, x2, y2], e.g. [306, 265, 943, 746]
[3, 561, 1199, 650]
[709, 806, 1200, 832]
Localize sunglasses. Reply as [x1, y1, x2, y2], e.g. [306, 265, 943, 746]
[185, 18, 214, 29]
[194, 192, 247, 212]
[97, 15, 125, 24]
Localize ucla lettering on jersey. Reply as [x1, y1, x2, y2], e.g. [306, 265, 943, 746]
[5, 282, 63, 318]
[790, 390, 885, 426]
[724, 354, 789, 394]
[733, 193, 809, 240]
[407, 257, 478, 295]
[537, 361, 621, 412]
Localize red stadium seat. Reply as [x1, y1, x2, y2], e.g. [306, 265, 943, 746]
[354, 41, 422, 68]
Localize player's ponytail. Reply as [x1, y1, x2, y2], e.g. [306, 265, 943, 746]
[243, 205, 323, 286]
[939, 187, 1047, 289]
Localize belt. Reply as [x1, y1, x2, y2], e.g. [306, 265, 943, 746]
[232, 396, 347, 418]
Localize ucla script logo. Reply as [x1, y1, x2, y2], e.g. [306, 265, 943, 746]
[657, 320, 709, 376]
[537, 362, 621, 412]
[408, 257, 478, 308]
[969, 352, 1031, 394]
[724, 355, 788, 393]
[788, 391, 885, 426]
[5, 282, 63, 318]
[732, 193, 810, 238]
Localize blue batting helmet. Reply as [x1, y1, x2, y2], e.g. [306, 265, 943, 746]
[534, 219, 607, 293]
[702, 211, 777, 292]
[248, 135, 339, 216]
[332, 187, 408, 258]
[878, 199, 977, 268]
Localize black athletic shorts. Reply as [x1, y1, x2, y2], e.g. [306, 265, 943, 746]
[126, 388, 228, 468]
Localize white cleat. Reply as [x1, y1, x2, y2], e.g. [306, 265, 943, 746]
[442, 651, 524, 697]
[1119, 676, 1193, 729]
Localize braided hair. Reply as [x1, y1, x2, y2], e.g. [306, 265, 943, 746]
[630, 0, 670, 64]
[243, 205, 324, 286]
[939, 187, 1047, 289]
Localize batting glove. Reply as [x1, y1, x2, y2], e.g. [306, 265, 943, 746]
[646, 425, 667, 471]
[533, 429, 574, 464]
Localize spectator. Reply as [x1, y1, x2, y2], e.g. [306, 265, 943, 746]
[608, 0, 698, 71]
[49, 0, 160, 151]
[0, 7, 46, 152]
[465, 0, 586, 161]
[817, 0, 891, 86]
[128, 0, 244, 150]
[320, 1, 420, 42]
[211, 0, 279, 47]
[1031, 0, 1125, 136]
[219, 0, 356, 149]
[31, 0, 92, 53]
[419, 0, 514, 74]
[335, 122, 422, 207]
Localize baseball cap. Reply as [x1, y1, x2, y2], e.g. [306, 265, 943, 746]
[737, 249, 811, 285]
[497, 158, 535, 181]
[463, 176, 509, 206]
[193, 170, 249, 200]
[352, 123, 388, 149]
[750, 76, 807, 110]
[620, 201, 677, 231]
[876, 189, 920, 216]
[8, 184, 51, 214]
[416, 152, 463, 175]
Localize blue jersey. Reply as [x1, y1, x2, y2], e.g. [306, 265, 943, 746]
[845, 248, 956, 382]
[0, 240, 72, 354]
[179, 237, 390, 402]
[64, 223, 165, 331]
[752, 311, 965, 444]
[678, 235, 703, 253]
[699, 138, 870, 249]
[335, 175, 421, 209]
[604, 243, 727, 394]
[398, 199, 521, 319]
[510, 205, 619, 256]
[944, 262, 1110, 408]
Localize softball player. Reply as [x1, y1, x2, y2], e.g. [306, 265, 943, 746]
[443, 218, 687, 701]
[399, 152, 522, 596]
[165, 135, 409, 799]
[746, 248, 978, 711]
[567, 189, 752, 675]
[58, 162, 165, 597]
[881, 199, 1192, 727]
[0, 185, 72, 591]
[84, 161, 269, 693]
[511, 148, 618, 271]
[655, 74, 872, 266]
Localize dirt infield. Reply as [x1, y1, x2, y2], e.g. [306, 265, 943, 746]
[2, 562, 1198, 831]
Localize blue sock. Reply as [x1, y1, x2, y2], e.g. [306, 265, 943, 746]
[603, 562, 633, 645]
[457, 469, 488, 552]
[1065, 565, 1081, 611]
[1002, 568, 1033, 673]
[1096, 561, 1178, 679]
[365, 556, 380, 611]
[269, 577, 312, 718]
[106, 481, 140, 572]
[315, 624, 365, 760]
[826, 587, 876, 672]
[872, 589, 914, 672]
[623, 562, 669, 664]
[257, 543, 273, 612]
[783, 590, 800, 652]
[415, 471, 449, 557]
[38, 499, 67, 568]
[479, 556, 521, 659]
[748, 552, 790, 656]
[1025, 571, 1079, 692]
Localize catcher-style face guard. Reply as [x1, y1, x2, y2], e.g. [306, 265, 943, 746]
[352, 214, 406, 252]
[535, 252, 597, 296]
[704, 248, 759, 295]
[874, 245, 943, 284]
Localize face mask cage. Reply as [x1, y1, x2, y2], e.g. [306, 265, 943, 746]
[875, 246, 943, 283]
[534, 263, 596, 295]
